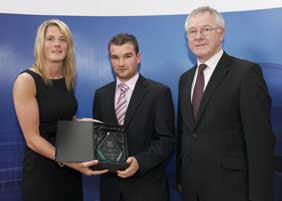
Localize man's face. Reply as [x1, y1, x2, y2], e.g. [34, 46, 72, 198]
[186, 12, 224, 62]
[109, 43, 141, 82]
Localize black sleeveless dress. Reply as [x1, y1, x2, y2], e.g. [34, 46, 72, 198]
[21, 69, 83, 201]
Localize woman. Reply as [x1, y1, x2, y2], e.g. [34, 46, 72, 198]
[13, 19, 107, 201]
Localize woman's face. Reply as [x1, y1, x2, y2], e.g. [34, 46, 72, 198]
[43, 25, 68, 65]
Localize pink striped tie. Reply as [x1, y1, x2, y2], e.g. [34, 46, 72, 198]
[115, 83, 129, 125]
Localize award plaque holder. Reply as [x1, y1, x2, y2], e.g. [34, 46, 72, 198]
[55, 121, 129, 172]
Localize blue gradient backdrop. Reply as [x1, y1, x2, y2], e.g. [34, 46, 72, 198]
[0, 7, 281, 201]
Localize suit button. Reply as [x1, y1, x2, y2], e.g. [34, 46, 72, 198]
[192, 133, 197, 139]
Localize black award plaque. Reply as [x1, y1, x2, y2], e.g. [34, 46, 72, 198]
[55, 121, 129, 172]
[93, 123, 129, 171]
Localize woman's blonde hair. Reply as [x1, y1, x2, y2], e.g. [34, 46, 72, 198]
[33, 19, 75, 90]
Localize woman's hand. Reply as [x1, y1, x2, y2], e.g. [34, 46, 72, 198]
[76, 118, 103, 123]
[63, 160, 108, 176]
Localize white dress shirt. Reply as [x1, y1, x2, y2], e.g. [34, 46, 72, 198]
[191, 49, 224, 100]
[115, 73, 139, 112]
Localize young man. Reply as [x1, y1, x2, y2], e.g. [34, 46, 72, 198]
[177, 6, 275, 201]
[93, 33, 175, 201]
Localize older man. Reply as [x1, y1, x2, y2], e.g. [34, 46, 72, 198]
[177, 6, 275, 201]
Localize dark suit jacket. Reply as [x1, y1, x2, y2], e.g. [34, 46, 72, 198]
[177, 52, 275, 201]
[93, 75, 175, 201]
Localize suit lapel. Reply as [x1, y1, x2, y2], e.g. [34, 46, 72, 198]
[181, 67, 196, 128]
[107, 83, 119, 124]
[194, 52, 231, 127]
[124, 75, 147, 126]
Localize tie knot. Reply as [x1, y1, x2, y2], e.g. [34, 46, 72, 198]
[118, 83, 129, 93]
[198, 64, 207, 72]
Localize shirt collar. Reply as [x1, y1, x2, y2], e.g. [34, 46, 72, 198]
[116, 73, 139, 90]
[197, 49, 223, 70]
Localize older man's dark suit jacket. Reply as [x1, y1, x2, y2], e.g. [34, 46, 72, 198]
[177, 52, 275, 201]
[93, 75, 175, 201]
